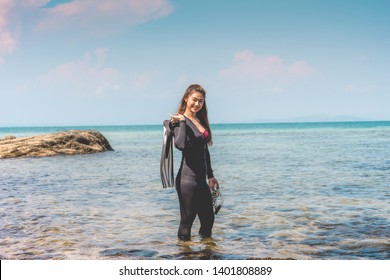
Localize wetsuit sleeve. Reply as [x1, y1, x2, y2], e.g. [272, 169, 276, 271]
[205, 145, 214, 179]
[173, 120, 186, 151]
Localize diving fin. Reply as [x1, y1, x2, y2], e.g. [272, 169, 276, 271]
[160, 120, 175, 188]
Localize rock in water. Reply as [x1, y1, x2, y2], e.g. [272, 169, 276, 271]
[0, 130, 114, 159]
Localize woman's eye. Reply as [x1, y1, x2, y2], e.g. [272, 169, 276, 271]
[192, 98, 204, 103]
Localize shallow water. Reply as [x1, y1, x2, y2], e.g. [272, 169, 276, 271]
[1, 122, 389, 259]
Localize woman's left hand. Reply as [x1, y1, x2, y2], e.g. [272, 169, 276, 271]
[208, 177, 219, 189]
[169, 113, 185, 123]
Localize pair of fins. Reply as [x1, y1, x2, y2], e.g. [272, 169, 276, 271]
[160, 120, 223, 214]
[160, 120, 175, 188]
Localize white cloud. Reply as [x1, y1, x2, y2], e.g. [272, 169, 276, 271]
[0, 0, 53, 64]
[22, 0, 50, 7]
[130, 73, 152, 90]
[0, 0, 18, 63]
[35, 0, 174, 34]
[40, 48, 120, 96]
[288, 60, 313, 79]
[220, 50, 314, 82]
[1, 0, 173, 63]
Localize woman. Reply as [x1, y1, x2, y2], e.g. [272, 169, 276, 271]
[170, 84, 219, 241]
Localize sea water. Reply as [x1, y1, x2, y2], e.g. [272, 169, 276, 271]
[1, 122, 389, 260]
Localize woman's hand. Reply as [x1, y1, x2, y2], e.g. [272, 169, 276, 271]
[208, 177, 219, 189]
[169, 113, 185, 123]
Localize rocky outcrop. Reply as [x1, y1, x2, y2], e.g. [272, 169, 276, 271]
[0, 130, 114, 159]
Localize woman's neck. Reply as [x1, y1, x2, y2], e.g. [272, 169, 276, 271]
[184, 110, 197, 120]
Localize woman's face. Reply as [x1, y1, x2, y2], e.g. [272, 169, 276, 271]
[185, 91, 204, 114]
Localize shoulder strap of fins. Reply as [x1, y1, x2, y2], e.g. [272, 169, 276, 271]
[160, 120, 175, 188]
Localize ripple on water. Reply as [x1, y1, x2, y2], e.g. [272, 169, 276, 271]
[100, 249, 158, 259]
[1, 123, 390, 260]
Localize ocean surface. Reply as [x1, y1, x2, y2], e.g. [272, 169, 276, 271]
[1, 121, 389, 260]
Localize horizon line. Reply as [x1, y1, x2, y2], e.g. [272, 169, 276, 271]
[1, 119, 390, 129]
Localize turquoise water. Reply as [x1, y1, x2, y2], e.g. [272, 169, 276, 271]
[1, 121, 389, 259]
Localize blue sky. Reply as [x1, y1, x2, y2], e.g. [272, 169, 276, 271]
[1, 0, 389, 126]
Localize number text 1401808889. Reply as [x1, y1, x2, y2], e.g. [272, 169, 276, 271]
[212, 266, 272, 276]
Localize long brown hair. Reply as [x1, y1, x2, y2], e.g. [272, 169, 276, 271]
[177, 84, 212, 145]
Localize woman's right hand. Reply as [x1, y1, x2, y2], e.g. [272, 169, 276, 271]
[169, 113, 185, 123]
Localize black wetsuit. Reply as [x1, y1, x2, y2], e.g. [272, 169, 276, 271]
[173, 117, 214, 240]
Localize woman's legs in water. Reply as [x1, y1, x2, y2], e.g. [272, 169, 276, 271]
[176, 174, 197, 240]
[197, 182, 214, 238]
[176, 173, 214, 240]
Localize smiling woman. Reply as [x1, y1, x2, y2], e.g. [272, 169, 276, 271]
[169, 84, 220, 241]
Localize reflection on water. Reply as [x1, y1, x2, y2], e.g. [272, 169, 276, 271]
[1, 123, 390, 259]
[175, 238, 224, 260]
[96, 238, 223, 260]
